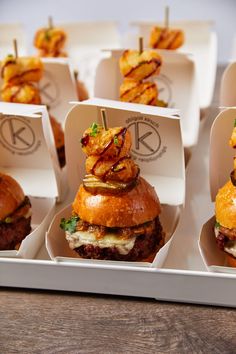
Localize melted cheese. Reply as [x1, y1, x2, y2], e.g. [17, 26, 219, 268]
[66, 230, 136, 255]
[225, 241, 236, 258]
[215, 226, 236, 258]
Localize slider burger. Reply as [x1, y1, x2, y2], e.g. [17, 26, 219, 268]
[214, 121, 236, 267]
[60, 122, 165, 261]
[0, 172, 31, 250]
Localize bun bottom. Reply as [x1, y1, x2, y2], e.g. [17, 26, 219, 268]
[226, 254, 236, 268]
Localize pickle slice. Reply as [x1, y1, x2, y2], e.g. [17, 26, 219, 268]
[83, 174, 137, 195]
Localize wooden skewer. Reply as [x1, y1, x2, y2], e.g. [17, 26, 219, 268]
[73, 70, 78, 81]
[48, 16, 53, 29]
[13, 38, 18, 59]
[165, 6, 169, 29]
[101, 109, 108, 131]
[139, 37, 143, 54]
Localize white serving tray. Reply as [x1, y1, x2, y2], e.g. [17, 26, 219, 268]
[1, 110, 236, 307]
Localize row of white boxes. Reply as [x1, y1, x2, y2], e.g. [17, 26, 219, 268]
[2, 20, 236, 302]
[0, 21, 217, 110]
[0, 21, 218, 264]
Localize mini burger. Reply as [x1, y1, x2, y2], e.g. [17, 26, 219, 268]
[60, 122, 165, 261]
[0, 172, 31, 250]
[214, 120, 236, 267]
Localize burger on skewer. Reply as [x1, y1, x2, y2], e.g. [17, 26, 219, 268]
[215, 121, 236, 267]
[60, 117, 165, 262]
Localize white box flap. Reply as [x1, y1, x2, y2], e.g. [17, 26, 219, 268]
[65, 98, 185, 206]
[209, 107, 236, 201]
[94, 49, 200, 148]
[128, 21, 217, 109]
[0, 102, 62, 198]
[220, 62, 236, 107]
[39, 58, 77, 124]
[57, 21, 121, 96]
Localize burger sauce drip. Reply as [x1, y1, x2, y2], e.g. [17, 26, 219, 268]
[81, 134, 90, 147]
[91, 127, 127, 180]
[7, 68, 41, 84]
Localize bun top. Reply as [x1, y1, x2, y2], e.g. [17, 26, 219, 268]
[0, 172, 25, 221]
[215, 180, 236, 229]
[72, 177, 161, 228]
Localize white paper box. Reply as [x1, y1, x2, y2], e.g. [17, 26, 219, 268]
[39, 59, 77, 124]
[219, 62, 236, 107]
[0, 23, 27, 57]
[94, 49, 200, 148]
[127, 21, 217, 109]
[46, 97, 185, 268]
[57, 21, 121, 96]
[0, 102, 63, 258]
[199, 108, 236, 272]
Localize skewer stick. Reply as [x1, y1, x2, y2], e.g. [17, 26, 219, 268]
[13, 39, 18, 59]
[48, 16, 53, 29]
[101, 109, 108, 131]
[165, 6, 169, 29]
[73, 70, 78, 81]
[139, 37, 143, 54]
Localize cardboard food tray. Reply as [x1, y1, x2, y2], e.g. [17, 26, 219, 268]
[199, 108, 236, 273]
[0, 102, 61, 258]
[1, 105, 236, 307]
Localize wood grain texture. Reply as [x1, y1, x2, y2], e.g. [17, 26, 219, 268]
[1, 288, 236, 354]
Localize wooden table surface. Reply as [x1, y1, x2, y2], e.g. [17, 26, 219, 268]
[1, 67, 235, 354]
[1, 287, 236, 354]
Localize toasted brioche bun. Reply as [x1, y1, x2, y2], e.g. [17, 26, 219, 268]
[215, 180, 236, 229]
[0, 173, 25, 221]
[72, 177, 161, 228]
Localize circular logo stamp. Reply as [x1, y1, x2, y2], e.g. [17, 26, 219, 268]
[126, 116, 167, 162]
[0, 116, 41, 155]
[39, 70, 60, 108]
[128, 121, 161, 157]
[154, 74, 174, 107]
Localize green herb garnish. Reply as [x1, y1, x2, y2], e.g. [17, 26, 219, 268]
[215, 221, 221, 229]
[234, 119, 236, 128]
[60, 216, 80, 233]
[114, 135, 119, 145]
[89, 122, 99, 137]
[113, 165, 120, 172]
[4, 217, 13, 223]
[45, 30, 51, 41]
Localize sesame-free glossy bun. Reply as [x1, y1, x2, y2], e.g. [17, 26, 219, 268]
[215, 180, 236, 229]
[72, 177, 161, 228]
[0, 173, 25, 221]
